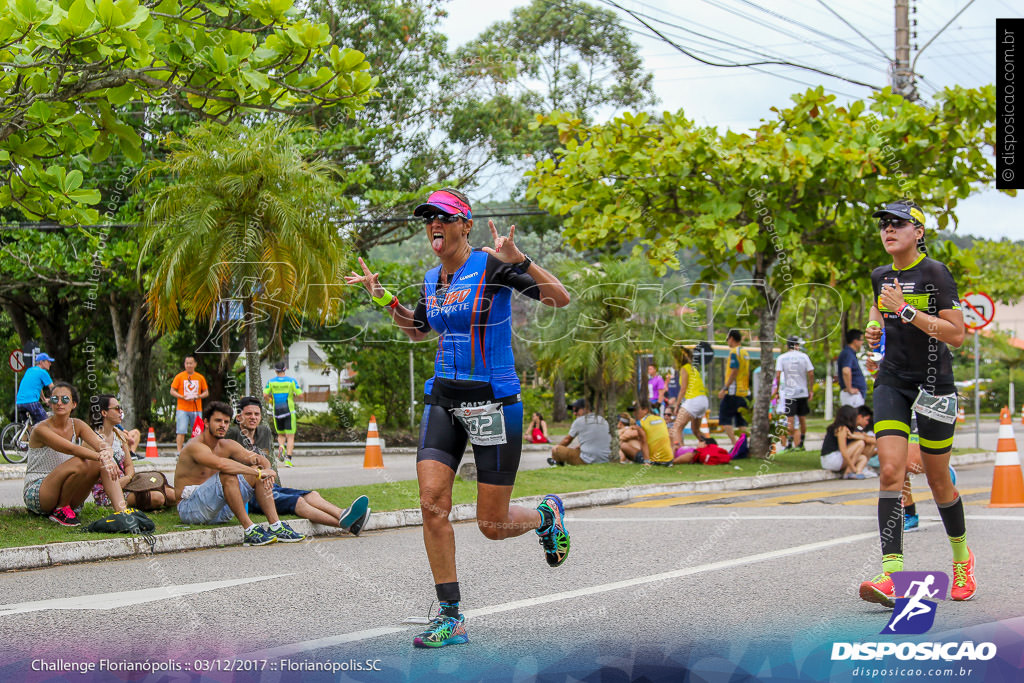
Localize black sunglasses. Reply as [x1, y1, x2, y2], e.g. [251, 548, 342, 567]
[421, 214, 463, 225]
[878, 216, 913, 230]
[48, 395, 72, 404]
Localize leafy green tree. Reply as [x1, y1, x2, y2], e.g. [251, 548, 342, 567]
[527, 85, 999, 457]
[139, 121, 350, 409]
[1, 0, 377, 224]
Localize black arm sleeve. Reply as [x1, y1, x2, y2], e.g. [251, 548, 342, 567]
[487, 255, 542, 300]
[412, 286, 431, 334]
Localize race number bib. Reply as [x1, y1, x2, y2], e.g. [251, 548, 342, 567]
[912, 389, 958, 425]
[451, 402, 507, 446]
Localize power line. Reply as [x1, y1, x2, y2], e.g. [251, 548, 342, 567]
[814, 0, 892, 62]
[0, 210, 550, 232]
[596, 0, 881, 90]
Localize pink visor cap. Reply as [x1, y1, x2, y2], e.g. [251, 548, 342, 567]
[413, 190, 472, 219]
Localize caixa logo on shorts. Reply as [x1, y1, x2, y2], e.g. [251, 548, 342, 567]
[831, 571, 997, 662]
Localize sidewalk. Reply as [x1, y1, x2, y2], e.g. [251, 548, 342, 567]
[0, 451, 998, 573]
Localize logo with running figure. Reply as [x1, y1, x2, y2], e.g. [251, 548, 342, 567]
[883, 571, 950, 635]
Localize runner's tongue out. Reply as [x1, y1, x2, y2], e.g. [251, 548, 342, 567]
[432, 235, 444, 252]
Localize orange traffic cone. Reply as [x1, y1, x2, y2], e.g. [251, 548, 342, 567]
[989, 407, 1024, 507]
[145, 427, 159, 458]
[957, 406, 965, 423]
[700, 413, 710, 438]
[363, 415, 384, 469]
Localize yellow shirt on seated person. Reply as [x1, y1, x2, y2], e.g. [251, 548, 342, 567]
[640, 413, 674, 463]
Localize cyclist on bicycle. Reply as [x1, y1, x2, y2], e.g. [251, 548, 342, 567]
[15, 353, 55, 425]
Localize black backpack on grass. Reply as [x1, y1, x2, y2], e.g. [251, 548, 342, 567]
[83, 509, 155, 535]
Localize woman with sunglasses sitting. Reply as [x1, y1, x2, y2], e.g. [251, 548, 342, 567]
[22, 382, 134, 527]
[89, 394, 176, 511]
[346, 187, 571, 649]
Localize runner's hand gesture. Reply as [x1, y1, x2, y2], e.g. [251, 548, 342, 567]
[879, 279, 906, 313]
[483, 220, 525, 264]
[345, 257, 385, 299]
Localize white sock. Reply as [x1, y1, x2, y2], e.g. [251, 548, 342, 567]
[270, 522, 282, 530]
[245, 524, 257, 533]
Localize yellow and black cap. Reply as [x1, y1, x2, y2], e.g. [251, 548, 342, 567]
[872, 200, 926, 227]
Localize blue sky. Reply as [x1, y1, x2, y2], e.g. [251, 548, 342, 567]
[441, 0, 1019, 241]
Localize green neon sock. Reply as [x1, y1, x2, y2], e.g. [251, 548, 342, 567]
[948, 533, 969, 563]
[882, 553, 904, 574]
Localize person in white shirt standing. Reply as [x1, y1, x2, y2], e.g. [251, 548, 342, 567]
[772, 336, 815, 450]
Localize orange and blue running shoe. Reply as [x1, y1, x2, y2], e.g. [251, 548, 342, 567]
[413, 612, 468, 648]
[951, 548, 977, 601]
[859, 572, 896, 608]
[536, 494, 570, 567]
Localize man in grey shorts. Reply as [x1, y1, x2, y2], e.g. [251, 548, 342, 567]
[174, 400, 304, 546]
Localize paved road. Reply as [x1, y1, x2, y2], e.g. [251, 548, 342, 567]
[1, 461, 1021, 681]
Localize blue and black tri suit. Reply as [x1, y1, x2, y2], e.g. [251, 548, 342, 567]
[412, 250, 541, 486]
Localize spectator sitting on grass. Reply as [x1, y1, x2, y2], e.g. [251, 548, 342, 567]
[820, 405, 871, 480]
[174, 400, 303, 546]
[548, 399, 610, 466]
[630, 398, 675, 466]
[89, 394, 176, 511]
[225, 397, 370, 535]
[528, 412, 550, 444]
[617, 414, 643, 463]
[22, 382, 134, 527]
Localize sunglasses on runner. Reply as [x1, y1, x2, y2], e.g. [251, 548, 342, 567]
[48, 395, 72, 404]
[877, 216, 913, 230]
[421, 214, 464, 225]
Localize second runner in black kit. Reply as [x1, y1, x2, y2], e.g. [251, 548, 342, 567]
[346, 188, 572, 648]
[859, 200, 976, 606]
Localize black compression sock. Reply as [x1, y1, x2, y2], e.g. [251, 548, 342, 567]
[937, 496, 966, 538]
[435, 581, 461, 613]
[878, 491, 903, 557]
[904, 502, 917, 518]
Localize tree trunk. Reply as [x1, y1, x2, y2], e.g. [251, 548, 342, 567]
[552, 375, 567, 422]
[244, 296, 277, 476]
[605, 383, 619, 463]
[751, 300, 780, 459]
[109, 294, 157, 430]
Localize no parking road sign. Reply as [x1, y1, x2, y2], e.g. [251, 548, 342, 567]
[8, 350, 25, 373]
[961, 292, 995, 330]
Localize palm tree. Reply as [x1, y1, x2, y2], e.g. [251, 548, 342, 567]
[139, 121, 349, 464]
[529, 256, 681, 447]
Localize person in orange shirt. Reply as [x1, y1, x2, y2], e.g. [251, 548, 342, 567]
[170, 355, 209, 455]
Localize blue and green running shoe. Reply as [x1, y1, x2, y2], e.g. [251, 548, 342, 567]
[536, 494, 570, 567]
[413, 612, 468, 648]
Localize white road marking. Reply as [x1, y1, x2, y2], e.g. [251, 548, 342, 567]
[243, 530, 886, 657]
[0, 574, 293, 617]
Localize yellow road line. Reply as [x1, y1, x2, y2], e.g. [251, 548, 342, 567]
[621, 490, 763, 508]
[713, 490, 852, 507]
[841, 487, 989, 506]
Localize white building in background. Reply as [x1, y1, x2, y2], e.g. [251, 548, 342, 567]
[258, 339, 354, 412]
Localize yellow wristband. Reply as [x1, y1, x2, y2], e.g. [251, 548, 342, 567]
[866, 321, 881, 329]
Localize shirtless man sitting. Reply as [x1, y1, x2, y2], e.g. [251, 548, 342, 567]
[174, 400, 304, 546]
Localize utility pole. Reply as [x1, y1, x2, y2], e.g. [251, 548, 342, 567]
[892, 0, 918, 101]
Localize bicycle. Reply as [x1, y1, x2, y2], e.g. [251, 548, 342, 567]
[1, 408, 33, 463]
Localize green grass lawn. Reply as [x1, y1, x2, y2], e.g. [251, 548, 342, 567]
[0, 446, 980, 550]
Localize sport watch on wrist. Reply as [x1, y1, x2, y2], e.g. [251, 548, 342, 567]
[899, 304, 918, 323]
[513, 254, 533, 274]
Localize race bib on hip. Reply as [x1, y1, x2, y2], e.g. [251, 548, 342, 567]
[451, 402, 507, 446]
[912, 389, 958, 425]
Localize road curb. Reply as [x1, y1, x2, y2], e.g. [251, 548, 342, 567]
[0, 451, 998, 572]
